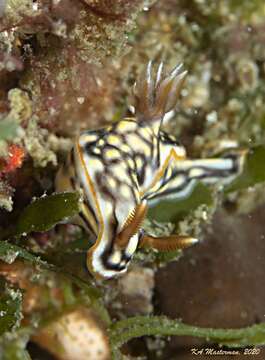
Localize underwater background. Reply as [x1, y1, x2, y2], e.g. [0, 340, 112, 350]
[0, 0, 265, 359]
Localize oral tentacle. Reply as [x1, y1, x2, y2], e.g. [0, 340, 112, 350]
[139, 233, 199, 252]
[115, 200, 148, 249]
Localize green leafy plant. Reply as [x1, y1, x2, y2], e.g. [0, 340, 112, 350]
[110, 316, 265, 358]
[0, 281, 22, 336]
[15, 192, 81, 236]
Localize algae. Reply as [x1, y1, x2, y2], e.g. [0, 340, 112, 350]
[0, 0, 265, 359]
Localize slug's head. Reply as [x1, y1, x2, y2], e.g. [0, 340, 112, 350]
[86, 202, 148, 280]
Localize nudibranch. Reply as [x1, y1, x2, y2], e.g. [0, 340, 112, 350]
[56, 62, 245, 279]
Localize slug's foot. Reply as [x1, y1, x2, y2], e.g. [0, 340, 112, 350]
[138, 232, 199, 252]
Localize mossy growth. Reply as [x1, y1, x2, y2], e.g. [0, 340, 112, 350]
[1, 0, 265, 359]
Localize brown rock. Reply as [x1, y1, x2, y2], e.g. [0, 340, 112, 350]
[155, 205, 265, 356]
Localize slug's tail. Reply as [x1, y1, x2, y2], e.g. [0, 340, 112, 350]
[133, 61, 187, 126]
